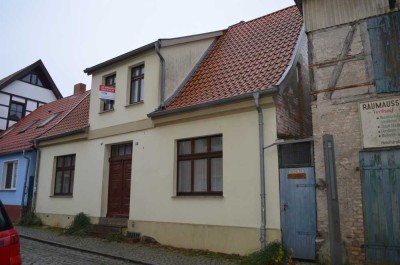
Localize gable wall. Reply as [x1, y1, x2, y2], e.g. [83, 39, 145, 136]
[274, 30, 312, 139]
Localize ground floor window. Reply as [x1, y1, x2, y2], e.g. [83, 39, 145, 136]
[177, 135, 223, 196]
[1, 161, 18, 190]
[54, 155, 75, 195]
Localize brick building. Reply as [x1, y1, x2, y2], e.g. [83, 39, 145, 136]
[296, 0, 400, 264]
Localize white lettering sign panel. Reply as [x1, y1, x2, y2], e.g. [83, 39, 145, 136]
[99, 85, 115, 100]
[359, 97, 400, 148]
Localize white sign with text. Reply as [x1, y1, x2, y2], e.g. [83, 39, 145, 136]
[360, 97, 400, 148]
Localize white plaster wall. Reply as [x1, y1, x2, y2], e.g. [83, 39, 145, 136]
[130, 107, 280, 229]
[36, 140, 105, 217]
[3, 81, 58, 103]
[37, 104, 281, 230]
[162, 38, 214, 100]
[89, 51, 161, 130]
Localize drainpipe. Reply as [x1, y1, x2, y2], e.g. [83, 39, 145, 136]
[20, 150, 31, 220]
[31, 141, 40, 212]
[253, 92, 266, 249]
[155, 40, 166, 108]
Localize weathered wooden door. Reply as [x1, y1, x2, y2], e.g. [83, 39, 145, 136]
[360, 149, 400, 263]
[280, 167, 316, 260]
[107, 156, 131, 218]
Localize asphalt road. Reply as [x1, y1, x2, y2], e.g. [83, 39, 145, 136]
[21, 237, 139, 265]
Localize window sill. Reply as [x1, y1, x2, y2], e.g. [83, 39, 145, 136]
[0, 189, 16, 192]
[125, 101, 144, 108]
[99, 109, 115, 114]
[171, 195, 224, 199]
[50, 195, 73, 198]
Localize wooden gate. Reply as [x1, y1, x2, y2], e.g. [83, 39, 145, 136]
[360, 149, 400, 263]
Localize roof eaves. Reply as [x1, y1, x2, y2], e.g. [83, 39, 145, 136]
[36, 126, 89, 143]
[0, 148, 34, 156]
[159, 30, 224, 47]
[84, 42, 156, 75]
[294, 0, 303, 13]
[276, 25, 305, 87]
[148, 87, 279, 118]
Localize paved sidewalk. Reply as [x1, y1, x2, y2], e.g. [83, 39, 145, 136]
[17, 226, 240, 265]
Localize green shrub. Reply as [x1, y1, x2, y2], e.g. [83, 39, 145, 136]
[242, 241, 291, 265]
[64, 212, 91, 236]
[18, 212, 43, 226]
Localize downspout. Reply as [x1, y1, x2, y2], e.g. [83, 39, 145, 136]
[155, 40, 166, 108]
[20, 150, 31, 220]
[31, 140, 40, 212]
[253, 92, 266, 249]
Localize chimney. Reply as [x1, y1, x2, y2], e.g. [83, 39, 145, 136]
[74, 83, 86, 94]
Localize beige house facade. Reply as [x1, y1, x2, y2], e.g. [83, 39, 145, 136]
[35, 7, 312, 256]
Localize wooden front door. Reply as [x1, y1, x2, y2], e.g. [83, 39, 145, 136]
[107, 155, 132, 218]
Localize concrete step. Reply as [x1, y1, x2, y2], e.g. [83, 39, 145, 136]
[89, 220, 127, 239]
[99, 217, 128, 227]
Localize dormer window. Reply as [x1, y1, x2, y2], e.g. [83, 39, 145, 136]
[37, 112, 62, 128]
[102, 74, 116, 111]
[20, 73, 44, 87]
[130, 65, 144, 104]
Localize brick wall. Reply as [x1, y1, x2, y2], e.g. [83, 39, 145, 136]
[275, 31, 312, 139]
[310, 20, 373, 265]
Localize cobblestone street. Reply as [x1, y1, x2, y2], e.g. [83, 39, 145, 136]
[21, 238, 136, 265]
[17, 226, 240, 265]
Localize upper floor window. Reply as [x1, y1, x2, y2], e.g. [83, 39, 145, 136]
[103, 74, 116, 111]
[20, 73, 44, 87]
[2, 161, 18, 190]
[9, 101, 25, 121]
[177, 135, 223, 196]
[130, 65, 144, 104]
[54, 154, 75, 195]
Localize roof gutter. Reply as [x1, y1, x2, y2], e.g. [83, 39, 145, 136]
[20, 149, 31, 220]
[155, 40, 166, 108]
[148, 87, 279, 118]
[253, 92, 267, 249]
[31, 141, 40, 213]
[35, 126, 89, 143]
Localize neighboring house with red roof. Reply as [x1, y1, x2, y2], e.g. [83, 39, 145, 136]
[0, 60, 63, 131]
[0, 86, 88, 222]
[34, 6, 314, 257]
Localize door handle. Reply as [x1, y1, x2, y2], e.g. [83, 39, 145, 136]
[283, 203, 288, 211]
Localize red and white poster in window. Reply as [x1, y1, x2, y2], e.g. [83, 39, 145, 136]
[99, 85, 115, 100]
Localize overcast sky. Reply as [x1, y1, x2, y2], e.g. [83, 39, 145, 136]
[0, 0, 295, 96]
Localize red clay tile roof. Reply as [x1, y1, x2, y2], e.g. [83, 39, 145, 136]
[164, 6, 303, 111]
[0, 91, 90, 155]
[38, 92, 90, 140]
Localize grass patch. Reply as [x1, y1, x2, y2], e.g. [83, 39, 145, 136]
[64, 212, 91, 236]
[18, 212, 43, 227]
[105, 233, 126, 242]
[241, 241, 291, 265]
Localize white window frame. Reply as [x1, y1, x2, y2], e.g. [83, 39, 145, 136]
[2, 160, 18, 190]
